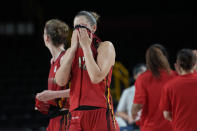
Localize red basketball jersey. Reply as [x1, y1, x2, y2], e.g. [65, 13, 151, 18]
[134, 70, 176, 131]
[160, 73, 197, 131]
[70, 43, 113, 112]
[48, 51, 69, 109]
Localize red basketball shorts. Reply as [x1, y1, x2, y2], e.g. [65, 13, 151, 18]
[46, 115, 67, 131]
[68, 108, 120, 131]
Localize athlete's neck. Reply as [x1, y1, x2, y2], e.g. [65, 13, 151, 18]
[179, 69, 194, 75]
[48, 44, 64, 62]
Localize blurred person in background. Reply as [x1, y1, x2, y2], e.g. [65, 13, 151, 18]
[193, 50, 197, 72]
[132, 44, 177, 131]
[160, 49, 197, 131]
[35, 19, 70, 131]
[115, 63, 146, 128]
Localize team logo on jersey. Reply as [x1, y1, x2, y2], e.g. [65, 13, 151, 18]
[54, 66, 57, 73]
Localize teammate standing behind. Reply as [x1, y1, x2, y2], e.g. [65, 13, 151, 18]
[193, 50, 197, 72]
[131, 44, 176, 131]
[36, 19, 70, 131]
[160, 49, 197, 131]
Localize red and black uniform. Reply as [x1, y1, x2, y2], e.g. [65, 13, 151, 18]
[160, 72, 197, 131]
[68, 25, 119, 131]
[134, 70, 176, 131]
[36, 51, 70, 131]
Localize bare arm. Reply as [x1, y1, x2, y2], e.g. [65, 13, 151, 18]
[83, 42, 115, 83]
[116, 112, 129, 121]
[55, 30, 78, 86]
[131, 103, 142, 120]
[36, 89, 70, 102]
[116, 112, 134, 124]
[55, 48, 76, 86]
[163, 110, 172, 121]
[78, 28, 115, 83]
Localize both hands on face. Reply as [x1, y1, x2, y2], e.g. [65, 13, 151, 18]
[71, 28, 93, 51]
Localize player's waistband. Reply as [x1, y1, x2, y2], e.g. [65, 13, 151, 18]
[60, 108, 69, 111]
[48, 106, 69, 119]
[74, 105, 102, 111]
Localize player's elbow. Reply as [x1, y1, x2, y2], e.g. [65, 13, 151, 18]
[90, 76, 101, 84]
[163, 111, 172, 121]
[91, 73, 105, 84]
[56, 80, 66, 86]
[90, 71, 108, 84]
[55, 77, 67, 86]
[55, 73, 67, 86]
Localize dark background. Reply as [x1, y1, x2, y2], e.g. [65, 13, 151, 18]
[0, 0, 195, 130]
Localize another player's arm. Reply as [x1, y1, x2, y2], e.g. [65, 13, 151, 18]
[36, 89, 70, 102]
[36, 54, 72, 102]
[116, 112, 133, 122]
[116, 90, 132, 122]
[78, 28, 115, 84]
[161, 85, 173, 122]
[131, 103, 142, 120]
[55, 48, 75, 86]
[132, 77, 145, 121]
[55, 30, 78, 86]
[163, 110, 172, 121]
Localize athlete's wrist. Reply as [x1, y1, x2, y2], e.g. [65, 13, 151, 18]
[58, 89, 70, 98]
[51, 91, 58, 99]
[70, 45, 77, 52]
[82, 45, 91, 52]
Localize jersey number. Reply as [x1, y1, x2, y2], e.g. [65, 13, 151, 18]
[79, 57, 87, 70]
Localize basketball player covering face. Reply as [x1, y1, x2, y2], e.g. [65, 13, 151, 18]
[36, 19, 70, 131]
[67, 11, 119, 131]
[38, 11, 120, 131]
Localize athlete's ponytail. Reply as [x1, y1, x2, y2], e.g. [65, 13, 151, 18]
[146, 44, 171, 77]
